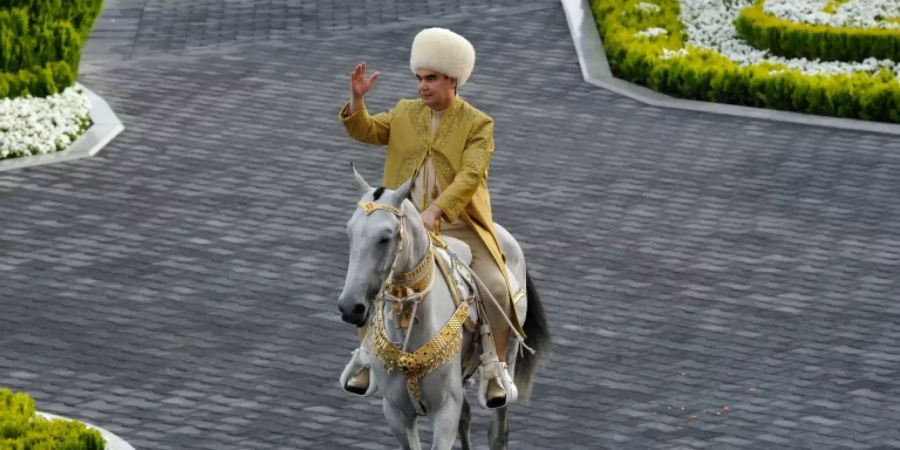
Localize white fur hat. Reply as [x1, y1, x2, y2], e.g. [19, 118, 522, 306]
[409, 28, 476, 87]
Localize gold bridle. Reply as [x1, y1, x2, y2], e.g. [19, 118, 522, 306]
[358, 200, 401, 217]
[357, 200, 434, 303]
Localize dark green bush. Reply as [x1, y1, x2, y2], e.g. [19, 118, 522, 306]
[0, 387, 106, 450]
[0, 0, 103, 98]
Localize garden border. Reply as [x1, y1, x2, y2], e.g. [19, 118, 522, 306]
[37, 412, 135, 450]
[0, 83, 124, 173]
[561, 0, 900, 136]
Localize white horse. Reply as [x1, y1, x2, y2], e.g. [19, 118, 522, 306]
[337, 167, 550, 450]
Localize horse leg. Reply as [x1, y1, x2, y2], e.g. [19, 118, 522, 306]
[429, 391, 463, 450]
[488, 406, 509, 450]
[458, 397, 472, 450]
[383, 400, 421, 450]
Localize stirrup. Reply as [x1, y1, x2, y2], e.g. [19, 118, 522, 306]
[339, 348, 377, 397]
[477, 357, 518, 409]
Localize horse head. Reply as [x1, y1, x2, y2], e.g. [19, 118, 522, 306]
[338, 165, 414, 326]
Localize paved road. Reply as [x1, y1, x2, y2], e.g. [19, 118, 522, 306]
[3, 0, 900, 448]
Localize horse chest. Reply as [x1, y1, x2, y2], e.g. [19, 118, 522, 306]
[372, 301, 469, 400]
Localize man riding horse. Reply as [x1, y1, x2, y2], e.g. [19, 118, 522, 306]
[338, 27, 522, 408]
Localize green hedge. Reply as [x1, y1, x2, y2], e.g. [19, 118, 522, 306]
[0, 0, 103, 98]
[0, 0, 104, 40]
[735, 0, 900, 62]
[0, 388, 106, 450]
[593, 0, 900, 123]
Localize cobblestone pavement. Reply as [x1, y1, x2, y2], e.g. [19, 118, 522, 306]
[3, 1, 900, 449]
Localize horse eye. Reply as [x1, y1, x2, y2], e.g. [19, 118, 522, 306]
[378, 236, 391, 245]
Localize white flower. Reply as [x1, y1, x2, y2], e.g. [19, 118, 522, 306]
[763, 0, 900, 29]
[636, 2, 662, 13]
[636, 27, 670, 37]
[661, 48, 690, 59]
[0, 87, 91, 159]
[676, 0, 900, 79]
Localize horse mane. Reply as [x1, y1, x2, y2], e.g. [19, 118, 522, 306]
[371, 185, 414, 203]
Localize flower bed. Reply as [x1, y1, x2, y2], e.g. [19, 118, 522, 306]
[593, 0, 900, 122]
[0, 86, 91, 160]
[0, 0, 103, 163]
[736, 0, 900, 62]
[0, 388, 105, 450]
[763, 0, 900, 29]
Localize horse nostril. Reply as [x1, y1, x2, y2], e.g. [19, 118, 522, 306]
[352, 304, 366, 316]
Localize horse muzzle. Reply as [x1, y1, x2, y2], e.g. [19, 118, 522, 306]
[338, 296, 369, 327]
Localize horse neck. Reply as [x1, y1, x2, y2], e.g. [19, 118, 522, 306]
[394, 200, 430, 275]
[382, 201, 453, 346]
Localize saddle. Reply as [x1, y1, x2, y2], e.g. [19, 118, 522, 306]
[433, 234, 525, 319]
[430, 233, 522, 408]
[430, 234, 478, 331]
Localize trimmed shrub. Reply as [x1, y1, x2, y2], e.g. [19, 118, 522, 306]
[0, 387, 106, 449]
[735, 0, 900, 62]
[593, 0, 900, 123]
[0, 0, 104, 98]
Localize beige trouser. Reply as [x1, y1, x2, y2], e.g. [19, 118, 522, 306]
[442, 221, 514, 364]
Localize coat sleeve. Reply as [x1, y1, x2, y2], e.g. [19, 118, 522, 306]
[339, 100, 393, 145]
[433, 116, 494, 223]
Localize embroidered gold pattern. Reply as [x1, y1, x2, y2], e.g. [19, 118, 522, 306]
[404, 103, 432, 179]
[429, 101, 494, 221]
[431, 152, 455, 184]
[443, 199, 463, 220]
[399, 155, 422, 183]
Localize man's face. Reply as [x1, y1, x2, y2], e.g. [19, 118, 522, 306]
[416, 68, 456, 111]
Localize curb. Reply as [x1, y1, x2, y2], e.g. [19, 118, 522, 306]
[0, 83, 125, 173]
[560, 0, 900, 136]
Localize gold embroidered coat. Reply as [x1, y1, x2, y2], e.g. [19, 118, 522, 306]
[339, 96, 507, 289]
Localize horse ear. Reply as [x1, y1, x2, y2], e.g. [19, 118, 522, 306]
[392, 177, 414, 206]
[352, 163, 371, 197]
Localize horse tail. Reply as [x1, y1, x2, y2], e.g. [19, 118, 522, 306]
[514, 269, 550, 403]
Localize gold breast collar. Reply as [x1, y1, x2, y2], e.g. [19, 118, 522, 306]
[358, 199, 468, 403]
[373, 299, 469, 401]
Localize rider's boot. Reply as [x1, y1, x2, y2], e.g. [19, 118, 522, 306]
[486, 370, 508, 408]
[340, 347, 377, 396]
[346, 367, 370, 394]
[478, 324, 518, 409]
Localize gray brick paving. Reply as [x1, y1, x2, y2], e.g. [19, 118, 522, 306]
[3, 1, 900, 449]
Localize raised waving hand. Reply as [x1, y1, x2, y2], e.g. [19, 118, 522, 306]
[349, 62, 379, 114]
